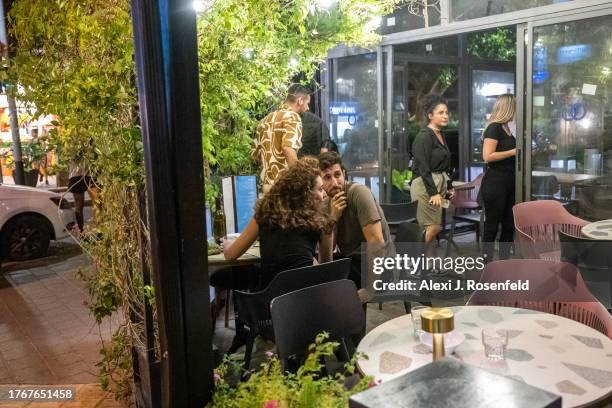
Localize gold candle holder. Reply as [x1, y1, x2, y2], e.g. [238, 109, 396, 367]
[421, 308, 454, 361]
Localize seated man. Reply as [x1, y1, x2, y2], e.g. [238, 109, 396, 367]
[318, 152, 393, 291]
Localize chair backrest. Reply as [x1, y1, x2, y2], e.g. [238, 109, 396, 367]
[467, 259, 612, 338]
[234, 259, 351, 340]
[394, 222, 424, 257]
[513, 200, 589, 259]
[451, 173, 484, 209]
[559, 230, 612, 309]
[560, 230, 612, 267]
[271, 279, 365, 364]
[380, 201, 418, 223]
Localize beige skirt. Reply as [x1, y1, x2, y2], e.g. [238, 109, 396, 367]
[411, 172, 449, 226]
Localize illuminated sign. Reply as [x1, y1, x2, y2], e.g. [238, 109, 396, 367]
[557, 44, 592, 64]
[330, 102, 357, 116]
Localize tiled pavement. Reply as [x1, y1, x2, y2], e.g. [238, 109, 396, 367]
[0, 253, 127, 407]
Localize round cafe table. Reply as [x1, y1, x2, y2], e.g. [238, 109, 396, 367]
[357, 306, 612, 407]
[581, 219, 612, 240]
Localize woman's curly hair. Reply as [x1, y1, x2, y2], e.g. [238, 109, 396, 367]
[255, 159, 334, 234]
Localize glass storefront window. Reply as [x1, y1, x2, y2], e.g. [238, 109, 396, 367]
[394, 37, 459, 58]
[389, 55, 460, 202]
[452, 0, 575, 22]
[380, 3, 441, 35]
[530, 15, 612, 220]
[330, 53, 379, 197]
[467, 27, 517, 62]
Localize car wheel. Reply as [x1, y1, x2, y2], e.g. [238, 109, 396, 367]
[1, 215, 51, 261]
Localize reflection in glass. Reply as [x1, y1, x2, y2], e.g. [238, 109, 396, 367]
[379, 2, 441, 35]
[330, 53, 379, 194]
[452, 0, 574, 22]
[530, 15, 612, 220]
[394, 36, 459, 58]
[470, 70, 515, 180]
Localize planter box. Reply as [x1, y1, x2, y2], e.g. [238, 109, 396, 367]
[12, 169, 39, 187]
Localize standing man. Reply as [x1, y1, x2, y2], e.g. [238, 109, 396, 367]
[252, 84, 311, 192]
[318, 152, 393, 290]
[298, 111, 330, 157]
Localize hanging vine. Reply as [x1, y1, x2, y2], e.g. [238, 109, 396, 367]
[4, 0, 396, 403]
[4, 0, 146, 400]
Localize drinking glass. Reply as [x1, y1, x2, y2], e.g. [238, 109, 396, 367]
[410, 306, 430, 338]
[481, 328, 508, 360]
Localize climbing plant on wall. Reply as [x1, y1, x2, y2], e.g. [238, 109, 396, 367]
[4, 0, 396, 401]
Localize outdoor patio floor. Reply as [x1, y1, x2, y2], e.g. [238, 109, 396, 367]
[0, 249, 126, 407]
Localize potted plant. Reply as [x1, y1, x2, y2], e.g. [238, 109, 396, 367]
[2, 139, 47, 187]
[391, 169, 412, 203]
[207, 333, 376, 408]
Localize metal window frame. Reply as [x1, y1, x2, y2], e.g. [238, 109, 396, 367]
[328, 0, 612, 59]
[327, 1, 612, 204]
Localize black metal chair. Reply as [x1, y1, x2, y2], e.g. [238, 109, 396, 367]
[233, 258, 351, 369]
[532, 175, 560, 200]
[559, 231, 612, 310]
[371, 222, 430, 312]
[270, 279, 365, 372]
[380, 201, 418, 236]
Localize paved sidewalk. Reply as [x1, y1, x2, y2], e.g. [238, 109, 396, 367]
[0, 253, 127, 407]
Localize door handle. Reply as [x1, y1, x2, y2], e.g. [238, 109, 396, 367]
[517, 148, 522, 172]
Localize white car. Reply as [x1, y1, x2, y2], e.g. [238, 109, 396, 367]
[0, 184, 75, 261]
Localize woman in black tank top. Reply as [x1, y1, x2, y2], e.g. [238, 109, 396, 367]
[223, 159, 335, 287]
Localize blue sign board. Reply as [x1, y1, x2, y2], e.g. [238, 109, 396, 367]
[557, 44, 592, 64]
[329, 102, 358, 116]
[234, 175, 258, 232]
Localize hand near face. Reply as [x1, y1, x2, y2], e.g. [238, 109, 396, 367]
[330, 191, 347, 221]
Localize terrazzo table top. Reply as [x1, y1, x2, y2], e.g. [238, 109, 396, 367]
[357, 306, 612, 407]
[582, 219, 612, 240]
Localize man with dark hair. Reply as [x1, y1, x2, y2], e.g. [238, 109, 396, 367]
[252, 84, 311, 192]
[298, 111, 331, 157]
[319, 152, 393, 289]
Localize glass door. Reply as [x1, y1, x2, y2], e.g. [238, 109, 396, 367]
[381, 37, 460, 203]
[469, 69, 515, 180]
[525, 14, 612, 220]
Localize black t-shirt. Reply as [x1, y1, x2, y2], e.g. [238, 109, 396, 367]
[483, 122, 515, 173]
[258, 224, 319, 286]
[298, 112, 330, 157]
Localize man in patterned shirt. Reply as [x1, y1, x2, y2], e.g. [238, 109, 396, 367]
[252, 84, 311, 192]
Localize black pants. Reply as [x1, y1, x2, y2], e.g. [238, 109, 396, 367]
[481, 169, 515, 261]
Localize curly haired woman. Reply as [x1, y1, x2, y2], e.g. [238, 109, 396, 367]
[223, 158, 335, 287]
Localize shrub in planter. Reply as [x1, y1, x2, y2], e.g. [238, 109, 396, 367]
[2, 139, 47, 186]
[208, 333, 375, 408]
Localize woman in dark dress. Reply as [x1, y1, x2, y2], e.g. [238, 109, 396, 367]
[481, 94, 517, 262]
[223, 158, 334, 287]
